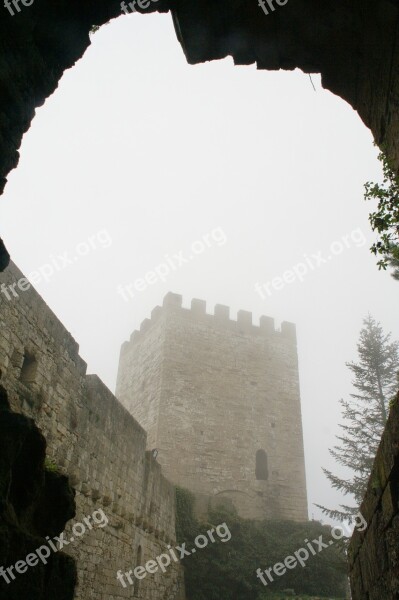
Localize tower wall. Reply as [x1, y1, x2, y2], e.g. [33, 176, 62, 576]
[117, 307, 166, 452]
[116, 292, 308, 522]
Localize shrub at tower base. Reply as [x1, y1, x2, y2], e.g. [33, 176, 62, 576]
[175, 487, 347, 600]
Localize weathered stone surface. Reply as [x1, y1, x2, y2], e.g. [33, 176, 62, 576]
[0, 384, 77, 600]
[349, 391, 399, 599]
[117, 293, 308, 522]
[173, 0, 399, 166]
[0, 261, 184, 600]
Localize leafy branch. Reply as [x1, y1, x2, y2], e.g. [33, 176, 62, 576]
[364, 151, 399, 277]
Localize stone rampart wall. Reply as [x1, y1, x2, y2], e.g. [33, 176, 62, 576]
[0, 261, 184, 600]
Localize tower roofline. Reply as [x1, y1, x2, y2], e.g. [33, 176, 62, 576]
[121, 292, 297, 349]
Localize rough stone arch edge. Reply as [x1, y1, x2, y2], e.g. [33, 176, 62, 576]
[0, 0, 399, 271]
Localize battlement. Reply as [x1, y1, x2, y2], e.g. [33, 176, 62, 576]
[123, 292, 296, 348]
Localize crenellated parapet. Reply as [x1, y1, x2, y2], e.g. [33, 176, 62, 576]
[123, 291, 296, 348]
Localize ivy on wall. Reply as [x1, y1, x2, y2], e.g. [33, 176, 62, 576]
[175, 487, 347, 600]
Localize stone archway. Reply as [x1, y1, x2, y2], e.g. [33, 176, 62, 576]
[0, 0, 398, 265]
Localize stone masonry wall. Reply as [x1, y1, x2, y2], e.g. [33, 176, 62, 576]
[348, 392, 399, 600]
[0, 261, 184, 600]
[116, 292, 308, 522]
[117, 308, 166, 453]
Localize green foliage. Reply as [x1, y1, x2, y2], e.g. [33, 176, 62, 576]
[387, 251, 399, 281]
[317, 315, 399, 521]
[175, 488, 347, 600]
[389, 391, 399, 409]
[44, 457, 59, 473]
[90, 21, 111, 35]
[364, 151, 399, 277]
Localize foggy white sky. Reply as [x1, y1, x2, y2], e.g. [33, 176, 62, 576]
[1, 12, 398, 524]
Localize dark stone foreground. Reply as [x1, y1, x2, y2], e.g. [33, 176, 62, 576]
[0, 384, 77, 600]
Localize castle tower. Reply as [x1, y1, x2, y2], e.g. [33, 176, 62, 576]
[116, 293, 308, 521]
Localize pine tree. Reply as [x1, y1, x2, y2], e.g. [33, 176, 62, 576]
[317, 315, 399, 522]
[387, 248, 399, 281]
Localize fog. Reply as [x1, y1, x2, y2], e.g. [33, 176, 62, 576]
[1, 12, 398, 524]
